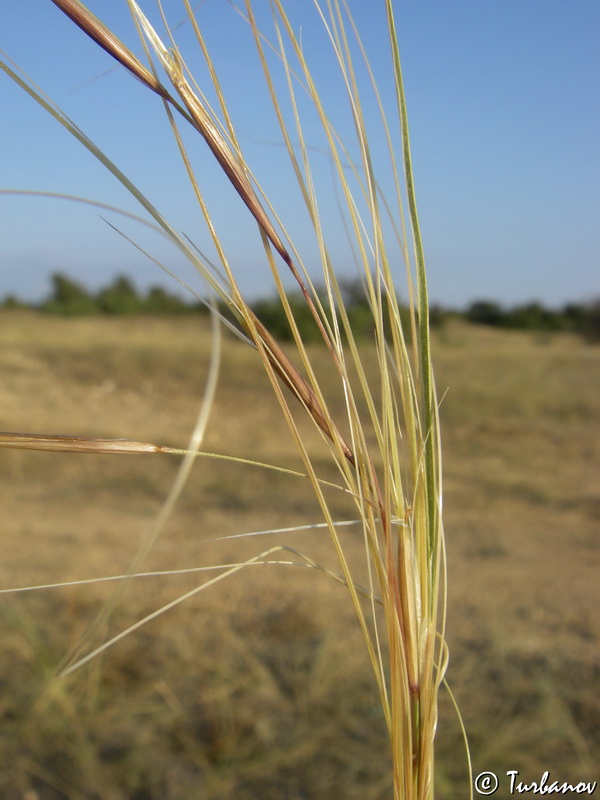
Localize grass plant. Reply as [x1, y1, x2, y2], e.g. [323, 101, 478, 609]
[1, 2, 447, 797]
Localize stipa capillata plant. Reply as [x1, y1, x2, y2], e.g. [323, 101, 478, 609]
[1, 1, 453, 797]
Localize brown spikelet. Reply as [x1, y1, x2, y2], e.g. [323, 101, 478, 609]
[0, 432, 162, 455]
[249, 314, 356, 467]
[50, 0, 166, 97]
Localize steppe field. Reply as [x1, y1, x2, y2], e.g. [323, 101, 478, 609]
[0, 310, 598, 799]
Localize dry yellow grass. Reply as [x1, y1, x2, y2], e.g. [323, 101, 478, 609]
[0, 311, 598, 798]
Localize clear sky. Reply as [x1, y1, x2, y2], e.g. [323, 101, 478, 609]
[1, 0, 598, 309]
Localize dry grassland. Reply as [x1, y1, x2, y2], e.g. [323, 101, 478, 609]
[0, 311, 598, 799]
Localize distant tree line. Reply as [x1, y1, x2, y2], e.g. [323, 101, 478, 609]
[1, 273, 199, 316]
[463, 298, 600, 342]
[1, 271, 598, 342]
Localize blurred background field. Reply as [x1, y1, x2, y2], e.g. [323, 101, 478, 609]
[0, 311, 598, 799]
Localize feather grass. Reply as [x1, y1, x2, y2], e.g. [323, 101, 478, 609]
[1, 2, 447, 797]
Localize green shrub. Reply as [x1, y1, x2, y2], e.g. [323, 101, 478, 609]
[96, 275, 142, 314]
[143, 286, 191, 314]
[41, 272, 98, 316]
[465, 299, 505, 327]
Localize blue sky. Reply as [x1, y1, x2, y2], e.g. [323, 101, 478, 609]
[1, 0, 598, 309]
